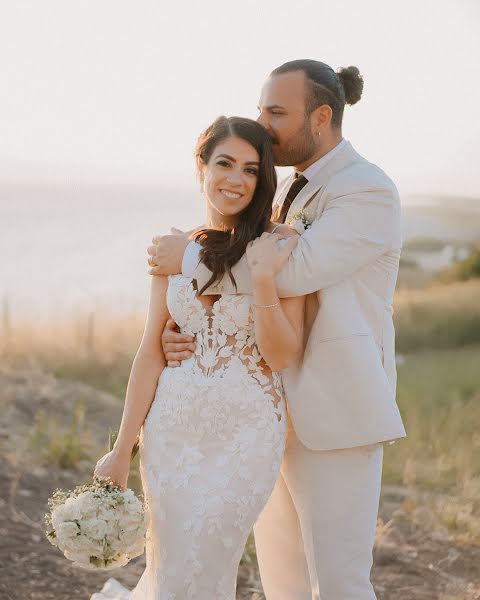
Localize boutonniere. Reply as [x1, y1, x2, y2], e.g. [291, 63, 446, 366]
[286, 210, 313, 234]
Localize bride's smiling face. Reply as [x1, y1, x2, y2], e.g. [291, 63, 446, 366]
[201, 136, 260, 226]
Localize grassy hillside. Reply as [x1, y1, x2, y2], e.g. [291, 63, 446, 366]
[394, 280, 480, 352]
[385, 346, 480, 493]
[2, 279, 479, 502]
[1, 279, 479, 598]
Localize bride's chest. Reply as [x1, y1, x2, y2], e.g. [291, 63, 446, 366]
[166, 275, 255, 337]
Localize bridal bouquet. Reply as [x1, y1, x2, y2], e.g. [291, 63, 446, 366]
[45, 477, 147, 570]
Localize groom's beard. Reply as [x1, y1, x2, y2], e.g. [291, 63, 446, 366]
[272, 121, 317, 167]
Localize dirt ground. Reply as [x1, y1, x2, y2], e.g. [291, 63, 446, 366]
[1, 369, 479, 600]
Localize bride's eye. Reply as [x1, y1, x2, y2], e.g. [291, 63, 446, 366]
[245, 168, 258, 176]
[217, 160, 231, 168]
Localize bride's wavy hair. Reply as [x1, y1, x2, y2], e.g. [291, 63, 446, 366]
[194, 116, 277, 294]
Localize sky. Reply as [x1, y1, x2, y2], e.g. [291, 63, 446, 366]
[1, 0, 479, 197]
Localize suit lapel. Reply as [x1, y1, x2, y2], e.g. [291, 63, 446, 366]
[272, 173, 294, 213]
[286, 177, 324, 221]
[285, 141, 360, 221]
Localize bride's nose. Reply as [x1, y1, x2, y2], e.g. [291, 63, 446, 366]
[226, 173, 242, 186]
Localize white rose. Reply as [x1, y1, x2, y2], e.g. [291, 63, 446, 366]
[120, 529, 141, 547]
[125, 540, 145, 558]
[77, 491, 99, 516]
[77, 535, 104, 556]
[69, 552, 91, 568]
[62, 497, 81, 520]
[125, 511, 145, 527]
[122, 489, 135, 502]
[81, 518, 108, 540]
[56, 521, 79, 541]
[51, 504, 69, 529]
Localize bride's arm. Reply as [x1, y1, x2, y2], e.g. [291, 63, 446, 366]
[252, 277, 304, 372]
[247, 233, 305, 372]
[112, 275, 170, 456]
[94, 275, 170, 487]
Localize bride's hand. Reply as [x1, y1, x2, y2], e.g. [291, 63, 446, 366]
[246, 232, 299, 278]
[93, 450, 131, 490]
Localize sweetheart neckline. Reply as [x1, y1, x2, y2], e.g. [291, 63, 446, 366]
[169, 274, 251, 319]
[189, 277, 230, 317]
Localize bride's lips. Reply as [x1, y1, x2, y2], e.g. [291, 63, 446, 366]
[220, 189, 243, 199]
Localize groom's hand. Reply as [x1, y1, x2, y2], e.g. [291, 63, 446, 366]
[162, 319, 196, 367]
[147, 228, 189, 276]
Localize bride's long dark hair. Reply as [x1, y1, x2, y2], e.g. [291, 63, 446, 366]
[194, 116, 277, 295]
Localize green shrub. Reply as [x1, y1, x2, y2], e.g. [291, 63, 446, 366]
[437, 248, 480, 283]
[28, 400, 90, 469]
[403, 237, 446, 252]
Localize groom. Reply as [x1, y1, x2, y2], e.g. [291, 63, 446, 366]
[147, 59, 406, 599]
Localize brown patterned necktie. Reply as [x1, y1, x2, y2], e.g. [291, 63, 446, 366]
[273, 174, 308, 224]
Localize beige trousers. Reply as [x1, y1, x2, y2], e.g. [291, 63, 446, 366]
[253, 417, 383, 600]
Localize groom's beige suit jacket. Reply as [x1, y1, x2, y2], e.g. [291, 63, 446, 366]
[190, 141, 406, 451]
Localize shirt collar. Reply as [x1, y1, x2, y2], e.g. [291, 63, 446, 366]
[296, 138, 347, 181]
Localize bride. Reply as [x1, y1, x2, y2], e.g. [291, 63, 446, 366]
[92, 116, 305, 599]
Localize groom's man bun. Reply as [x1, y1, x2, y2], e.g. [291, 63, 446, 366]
[271, 59, 364, 128]
[337, 66, 364, 106]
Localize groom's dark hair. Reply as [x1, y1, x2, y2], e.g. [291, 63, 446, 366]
[271, 60, 364, 128]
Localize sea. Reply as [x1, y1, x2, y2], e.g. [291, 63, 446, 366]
[0, 182, 204, 319]
[1, 182, 478, 320]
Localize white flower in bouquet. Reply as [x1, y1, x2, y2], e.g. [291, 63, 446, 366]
[45, 477, 147, 570]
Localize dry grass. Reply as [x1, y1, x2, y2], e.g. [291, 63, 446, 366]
[1, 305, 479, 598]
[2, 282, 479, 544]
[394, 279, 480, 352]
[385, 346, 480, 486]
[1, 308, 144, 397]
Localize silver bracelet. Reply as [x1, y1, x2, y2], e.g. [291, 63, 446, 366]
[254, 301, 280, 309]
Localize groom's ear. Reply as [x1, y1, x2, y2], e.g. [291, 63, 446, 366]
[311, 104, 333, 132]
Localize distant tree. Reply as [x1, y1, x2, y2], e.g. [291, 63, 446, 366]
[437, 247, 480, 283]
[399, 255, 419, 269]
[403, 237, 446, 253]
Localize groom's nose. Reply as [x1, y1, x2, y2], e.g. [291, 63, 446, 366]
[257, 111, 269, 129]
[257, 113, 275, 140]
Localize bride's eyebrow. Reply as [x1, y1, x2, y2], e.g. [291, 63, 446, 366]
[215, 153, 259, 166]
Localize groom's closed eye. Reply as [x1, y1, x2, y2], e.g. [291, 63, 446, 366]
[258, 105, 286, 115]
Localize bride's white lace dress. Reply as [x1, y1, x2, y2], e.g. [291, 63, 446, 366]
[91, 274, 286, 599]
